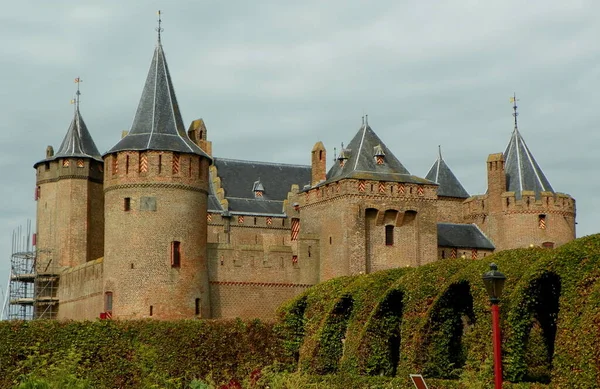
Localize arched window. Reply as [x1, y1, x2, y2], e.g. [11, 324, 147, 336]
[385, 225, 394, 246]
[104, 292, 113, 312]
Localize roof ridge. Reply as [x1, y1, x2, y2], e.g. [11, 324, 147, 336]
[214, 157, 310, 168]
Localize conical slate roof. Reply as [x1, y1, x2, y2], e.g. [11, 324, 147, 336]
[35, 108, 102, 166]
[325, 118, 433, 185]
[425, 147, 469, 198]
[503, 128, 553, 199]
[106, 41, 209, 158]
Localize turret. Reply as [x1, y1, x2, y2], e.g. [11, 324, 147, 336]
[311, 141, 326, 186]
[102, 21, 212, 320]
[33, 96, 104, 269]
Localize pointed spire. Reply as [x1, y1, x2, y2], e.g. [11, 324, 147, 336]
[325, 117, 430, 184]
[106, 13, 209, 158]
[503, 100, 554, 199]
[425, 146, 469, 198]
[38, 79, 101, 164]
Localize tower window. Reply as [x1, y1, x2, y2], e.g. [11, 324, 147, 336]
[62, 159, 70, 167]
[538, 214, 547, 229]
[195, 298, 200, 315]
[124, 198, 131, 211]
[149, 305, 153, 316]
[104, 292, 113, 312]
[112, 156, 118, 175]
[158, 154, 163, 174]
[291, 218, 300, 241]
[319, 150, 323, 161]
[171, 241, 181, 267]
[441, 250, 445, 259]
[385, 225, 394, 246]
[376, 155, 384, 165]
[172, 153, 180, 174]
[125, 155, 130, 174]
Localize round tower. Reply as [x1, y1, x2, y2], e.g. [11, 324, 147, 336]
[102, 33, 212, 319]
[34, 105, 104, 270]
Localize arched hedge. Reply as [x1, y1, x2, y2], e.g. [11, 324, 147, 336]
[277, 234, 600, 387]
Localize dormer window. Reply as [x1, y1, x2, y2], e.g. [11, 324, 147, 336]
[337, 144, 350, 167]
[253, 180, 265, 198]
[373, 144, 385, 165]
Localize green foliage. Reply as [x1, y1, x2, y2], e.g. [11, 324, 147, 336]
[0, 319, 288, 389]
[277, 234, 600, 388]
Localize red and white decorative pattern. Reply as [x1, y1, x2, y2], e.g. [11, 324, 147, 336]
[140, 153, 148, 173]
[378, 182, 386, 193]
[451, 248, 457, 259]
[207, 213, 212, 222]
[291, 218, 300, 241]
[77, 159, 84, 167]
[62, 159, 70, 167]
[172, 154, 180, 174]
[292, 255, 298, 264]
[112, 156, 118, 174]
[266, 217, 273, 225]
[539, 216, 546, 229]
[238, 215, 244, 224]
[417, 185, 424, 195]
[471, 249, 478, 259]
[358, 180, 366, 192]
[255, 190, 263, 197]
[376, 156, 384, 165]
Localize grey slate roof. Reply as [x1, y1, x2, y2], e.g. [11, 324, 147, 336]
[35, 108, 102, 165]
[106, 41, 209, 158]
[425, 148, 469, 198]
[208, 158, 312, 215]
[503, 128, 554, 199]
[325, 119, 433, 186]
[437, 223, 495, 250]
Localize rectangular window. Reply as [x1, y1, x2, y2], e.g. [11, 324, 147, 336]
[195, 298, 200, 315]
[149, 305, 153, 316]
[291, 218, 300, 241]
[171, 241, 181, 267]
[105, 292, 113, 312]
[158, 154, 162, 174]
[385, 225, 394, 246]
[124, 198, 131, 211]
[538, 214, 547, 229]
[172, 153, 180, 174]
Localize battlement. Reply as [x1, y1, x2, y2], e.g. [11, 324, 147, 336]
[35, 158, 103, 184]
[464, 190, 575, 216]
[103, 151, 209, 188]
[303, 179, 437, 207]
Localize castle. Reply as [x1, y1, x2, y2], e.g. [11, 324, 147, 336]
[32, 32, 576, 321]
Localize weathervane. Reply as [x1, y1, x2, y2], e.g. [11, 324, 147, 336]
[156, 10, 164, 43]
[509, 93, 519, 130]
[71, 77, 82, 112]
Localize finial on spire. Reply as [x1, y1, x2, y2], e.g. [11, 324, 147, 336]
[156, 10, 164, 44]
[438, 145, 442, 160]
[510, 93, 519, 131]
[362, 116, 364, 125]
[71, 77, 82, 112]
[365, 114, 369, 126]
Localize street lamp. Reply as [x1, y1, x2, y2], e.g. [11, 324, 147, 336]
[482, 263, 506, 389]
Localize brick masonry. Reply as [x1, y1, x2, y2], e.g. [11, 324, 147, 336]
[34, 133, 577, 320]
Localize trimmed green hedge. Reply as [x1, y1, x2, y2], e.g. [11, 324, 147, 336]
[278, 234, 600, 388]
[0, 319, 288, 389]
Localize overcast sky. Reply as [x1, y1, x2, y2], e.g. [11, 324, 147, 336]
[1, 1, 598, 313]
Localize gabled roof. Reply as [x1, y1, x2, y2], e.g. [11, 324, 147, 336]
[503, 128, 554, 199]
[106, 41, 209, 158]
[325, 119, 433, 186]
[425, 147, 469, 198]
[35, 108, 102, 166]
[208, 158, 312, 215]
[437, 223, 495, 250]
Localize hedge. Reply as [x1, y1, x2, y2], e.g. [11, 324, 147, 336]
[278, 234, 600, 388]
[0, 319, 288, 389]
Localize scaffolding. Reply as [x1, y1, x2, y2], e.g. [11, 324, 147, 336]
[6, 223, 35, 320]
[2, 221, 60, 320]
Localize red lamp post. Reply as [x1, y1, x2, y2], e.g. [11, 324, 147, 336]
[482, 263, 507, 389]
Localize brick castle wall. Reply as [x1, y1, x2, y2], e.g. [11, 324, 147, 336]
[103, 151, 211, 320]
[57, 258, 104, 320]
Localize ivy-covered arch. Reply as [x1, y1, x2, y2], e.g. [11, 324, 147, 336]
[419, 281, 476, 379]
